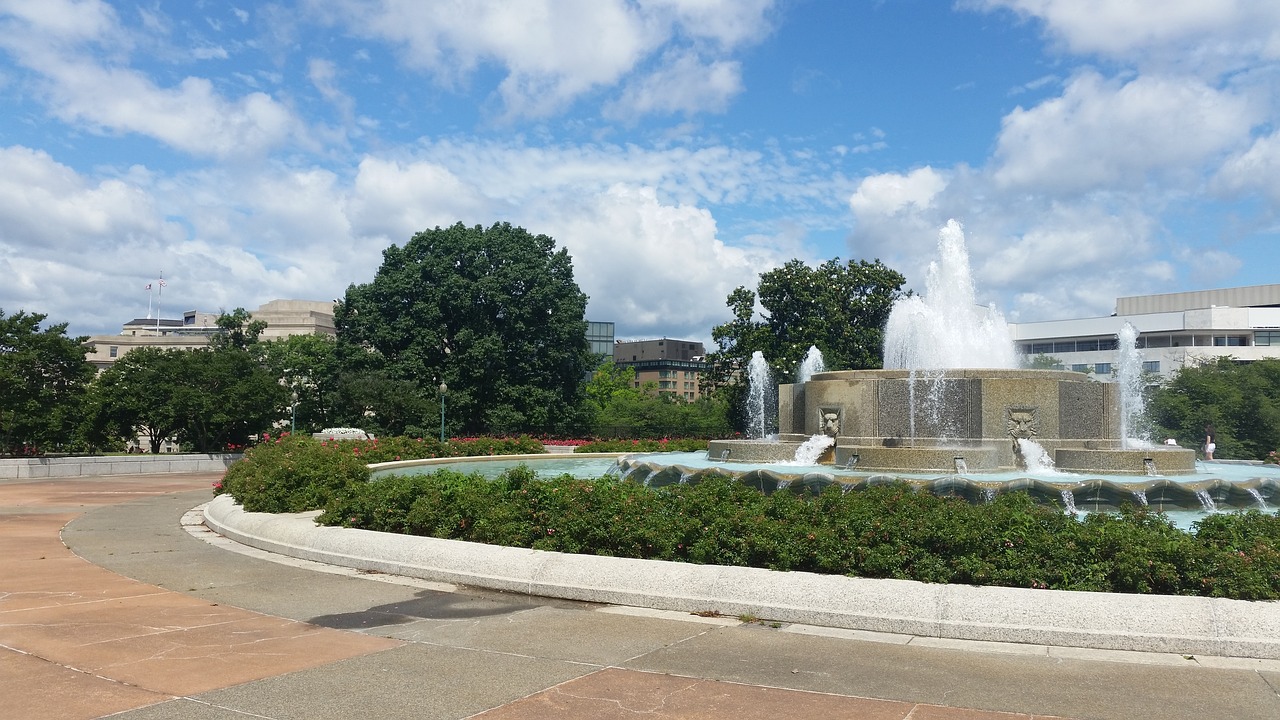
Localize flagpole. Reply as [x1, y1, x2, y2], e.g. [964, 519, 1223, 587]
[155, 273, 165, 334]
[145, 283, 153, 319]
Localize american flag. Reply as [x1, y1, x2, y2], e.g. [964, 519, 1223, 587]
[145, 283, 152, 290]
[158, 278, 167, 287]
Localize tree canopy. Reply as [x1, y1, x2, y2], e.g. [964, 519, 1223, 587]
[1149, 357, 1280, 460]
[708, 257, 906, 386]
[0, 309, 95, 453]
[336, 222, 593, 436]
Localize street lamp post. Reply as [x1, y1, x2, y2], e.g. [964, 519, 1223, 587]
[290, 389, 299, 435]
[438, 381, 447, 443]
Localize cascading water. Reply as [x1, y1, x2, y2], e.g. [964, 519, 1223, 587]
[746, 351, 774, 440]
[1116, 322, 1150, 449]
[1017, 439, 1061, 475]
[784, 434, 836, 465]
[883, 220, 1017, 371]
[797, 345, 826, 384]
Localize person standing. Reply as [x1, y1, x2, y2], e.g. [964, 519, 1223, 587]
[1204, 424, 1216, 461]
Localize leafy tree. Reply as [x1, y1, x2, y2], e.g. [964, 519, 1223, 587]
[584, 360, 640, 410]
[1149, 357, 1280, 460]
[86, 346, 286, 453]
[170, 348, 287, 452]
[709, 258, 906, 383]
[329, 369, 433, 438]
[705, 258, 905, 432]
[0, 309, 95, 453]
[1025, 354, 1065, 370]
[209, 307, 267, 351]
[252, 334, 341, 433]
[83, 347, 182, 453]
[337, 222, 593, 436]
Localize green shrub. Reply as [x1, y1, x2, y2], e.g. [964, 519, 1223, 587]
[222, 438, 1280, 601]
[219, 434, 370, 513]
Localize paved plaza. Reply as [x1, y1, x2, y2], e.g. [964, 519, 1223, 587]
[2, 472, 1279, 719]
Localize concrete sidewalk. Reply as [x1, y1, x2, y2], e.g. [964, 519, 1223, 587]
[2, 473, 1279, 719]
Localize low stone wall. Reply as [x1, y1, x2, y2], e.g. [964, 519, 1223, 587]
[0, 454, 240, 479]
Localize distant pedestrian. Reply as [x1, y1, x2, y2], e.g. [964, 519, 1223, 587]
[1204, 424, 1216, 461]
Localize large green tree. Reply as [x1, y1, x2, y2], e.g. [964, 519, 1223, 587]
[86, 345, 287, 453]
[0, 309, 95, 453]
[84, 347, 183, 453]
[337, 222, 593, 436]
[252, 333, 341, 433]
[708, 258, 906, 386]
[1149, 357, 1280, 460]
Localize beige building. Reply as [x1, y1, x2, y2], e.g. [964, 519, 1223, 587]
[613, 338, 708, 400]
[85, 300, 337, 371]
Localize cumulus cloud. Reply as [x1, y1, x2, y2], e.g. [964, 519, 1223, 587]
[973, 0, 1280, 72]
[1214, 130, 1280, 203]
[604, 50, 743, 119]
[545, 184, 784, 339]
[992, 71, 1259, 194]
[0, 1, 305, 159]
[305, 0, 773, 118]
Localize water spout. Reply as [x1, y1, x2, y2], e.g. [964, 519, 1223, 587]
[953, 456, 968, 474]
[746, 351, 773, 439]
[883, 220, 1017, 370]
[1116, 322, 1149, 449]
[797, 346, 825, 384]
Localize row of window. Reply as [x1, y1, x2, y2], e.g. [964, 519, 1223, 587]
[656, 370, 700, 379]
[1062, 361, 1159, 374]
[1021, 333, 1270, 354]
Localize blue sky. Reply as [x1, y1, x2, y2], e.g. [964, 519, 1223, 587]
[2, 1, 1278, 346]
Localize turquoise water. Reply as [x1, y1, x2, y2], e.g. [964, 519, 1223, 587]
[374, 452, 1280, 529]
[372, 456, 621, 481]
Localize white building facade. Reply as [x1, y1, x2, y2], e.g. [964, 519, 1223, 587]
[1009, 285, 1280, 379]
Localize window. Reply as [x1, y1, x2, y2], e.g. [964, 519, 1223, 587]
[1142, 361, 1161, 373]
[1213, 336, 1247, 346]
[1053, 341, 1076, 353]
[109, 346, 118, 358]
[1256, 331, 1280, 346]
[1071, 364, 1089, 373]
[1075, 339, 1100, 352]
[1094, 362, 1112, 375]
[1031, 342, 1053, 354]
[1099, 339, 1118, 351]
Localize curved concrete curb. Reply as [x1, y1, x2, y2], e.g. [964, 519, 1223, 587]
[204, 494, 1280, 659]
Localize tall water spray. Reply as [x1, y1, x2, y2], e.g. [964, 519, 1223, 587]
[797, 345, 825, 384]
[746, 351, 773, 439]
[1115, 322, 1149, 449]
[883, 220, 1017, 370]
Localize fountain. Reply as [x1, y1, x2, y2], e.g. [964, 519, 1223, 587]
[709, 220, 1197, 477]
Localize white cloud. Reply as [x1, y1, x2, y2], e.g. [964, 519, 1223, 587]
[0, 4, 306, 159]
[547, 184, 784, 340]
[1214, 129, 1280, 203]
[849, 166, 947, 217]
[604, 50, 743, 119]
[305, 0, 773, 118]
[992, 71, 1258, 194]
[0, 146, 164, 252]
[973, 0, 1280, 71]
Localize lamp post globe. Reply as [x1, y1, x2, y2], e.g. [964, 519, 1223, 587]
[438, 382, 447, 443]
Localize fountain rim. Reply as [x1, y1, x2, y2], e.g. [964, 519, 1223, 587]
[805, 367, 1093, 383]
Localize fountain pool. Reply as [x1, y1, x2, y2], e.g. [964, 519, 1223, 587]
[374, 451, 1280, 530]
